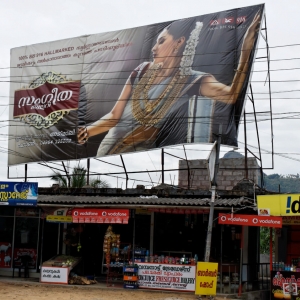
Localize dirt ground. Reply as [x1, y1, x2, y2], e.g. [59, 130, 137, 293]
[0, 280, 209, 300]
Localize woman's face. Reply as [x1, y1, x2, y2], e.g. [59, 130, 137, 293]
[152, 29, 178, 64]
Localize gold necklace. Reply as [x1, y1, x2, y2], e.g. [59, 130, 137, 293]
[131, 65, 187, 125]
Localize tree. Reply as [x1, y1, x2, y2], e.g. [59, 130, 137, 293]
[260, 227, 274, 254]
[90, 176, 110, 188]
[51, 164, 110, 188]
[264, 173, 300, 193]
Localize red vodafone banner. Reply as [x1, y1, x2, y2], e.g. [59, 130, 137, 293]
[72, 209, 129, 224]
[218, 213, 282, 228]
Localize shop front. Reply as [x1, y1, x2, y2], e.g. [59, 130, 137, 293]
[0, 182, 39, 278]
[37, 193, 255, 293]
[257, 194, 300, 300]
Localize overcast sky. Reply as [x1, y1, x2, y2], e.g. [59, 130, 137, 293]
[1, 0, 299, 188]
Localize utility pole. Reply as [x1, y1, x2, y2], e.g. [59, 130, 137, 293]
[204, 126, 222, 262]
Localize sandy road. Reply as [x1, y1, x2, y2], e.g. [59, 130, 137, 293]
[0, 280, 206, 300]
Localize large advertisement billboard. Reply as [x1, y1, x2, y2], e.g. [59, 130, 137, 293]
[8, 4, 264, 165]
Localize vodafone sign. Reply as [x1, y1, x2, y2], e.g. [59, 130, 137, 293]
[72, 209, 129, 224]
[218, 213, 282, 228]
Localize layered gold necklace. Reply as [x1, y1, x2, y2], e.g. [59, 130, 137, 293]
[131, 64, 188, 126]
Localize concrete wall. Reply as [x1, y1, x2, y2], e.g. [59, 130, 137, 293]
[178, 157, 260, 190]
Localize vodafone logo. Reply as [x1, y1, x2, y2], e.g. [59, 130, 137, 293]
[107, 212, 127, 217]
[252, 218, 258, 224]
[221, 216, 227, 222]
[102, 211, 107, 216]
[74, 211, 78, 216]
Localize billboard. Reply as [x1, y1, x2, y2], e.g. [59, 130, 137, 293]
[0, 182, 38, 206]
[8, 4, 264, 165]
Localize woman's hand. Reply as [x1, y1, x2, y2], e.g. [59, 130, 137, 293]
[242, 11, 261, 53]
[77, 126, 89, 144]
[200, 10, 262, 104]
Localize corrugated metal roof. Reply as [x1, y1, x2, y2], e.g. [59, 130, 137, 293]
[37, 195, 252, 207]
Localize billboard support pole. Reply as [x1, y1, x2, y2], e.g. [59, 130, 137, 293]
[120, 155, 128, 189]
[62, 162, 71, 188]
[244, 110, 248, 179]
[25, 164, 27, 182]
[204, 126, 221, 262]
[161, 148, 164, 185]
[183, 145, 190, 189]
[87, 158, 90, 185]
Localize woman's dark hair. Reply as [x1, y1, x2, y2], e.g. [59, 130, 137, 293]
[165, 19, 195, 55]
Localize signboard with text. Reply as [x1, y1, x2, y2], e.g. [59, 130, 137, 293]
[137, 263, 196, 292]
[257, 194, 300, 216]
[218, 213, 282, 228]
[40, 266, 69, 284]
[0, 182, 38, 206]
[8, 4, 264, 166]
[72, 208, 129, 224]
[271, 271, 299, 300]
[195, 262, 218, 296]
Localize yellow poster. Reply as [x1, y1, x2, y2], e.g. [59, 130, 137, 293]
[257, 194, 300, 216]
[195, 262, 218, 296]
[46, 215, 73, 223]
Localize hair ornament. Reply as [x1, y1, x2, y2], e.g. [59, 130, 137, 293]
[180, 22, 203, 77]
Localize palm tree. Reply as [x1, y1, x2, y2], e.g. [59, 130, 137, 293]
[51, 164, 110, 188]
[90, 176, 110, 188]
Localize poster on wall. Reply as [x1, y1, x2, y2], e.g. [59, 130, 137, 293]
[8, 4, 264, 166]
[137, 263, 196, 291]
[14, 248, 37, 269]
[0, 242, 12, 268]
[0, 182, 38, 206]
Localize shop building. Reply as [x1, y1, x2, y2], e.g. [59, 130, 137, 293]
[0, 180, 266, 294]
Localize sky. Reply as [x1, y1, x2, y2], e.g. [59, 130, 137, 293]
[0, 0, 300, 188]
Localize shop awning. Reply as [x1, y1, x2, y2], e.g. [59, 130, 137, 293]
[37, 195, 253, 209]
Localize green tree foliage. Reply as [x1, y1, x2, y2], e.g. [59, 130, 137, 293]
[260, 227, 274, 254]
[264, 173, 300, 193]
[51, 164, 110, 188]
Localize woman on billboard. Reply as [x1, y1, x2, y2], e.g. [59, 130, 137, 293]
[78, 12, 261, 156]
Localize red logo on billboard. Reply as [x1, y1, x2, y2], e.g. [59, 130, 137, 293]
[13, 72, 80, 129]
[218, 213, 282, 228]
[222, 17, 234, 24]
[237, 16, 246, 24]
[210, 19, 221, 26]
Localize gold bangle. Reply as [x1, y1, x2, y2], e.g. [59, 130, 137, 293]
[84, 127, 89, 142]
[234, 69, 245, 74]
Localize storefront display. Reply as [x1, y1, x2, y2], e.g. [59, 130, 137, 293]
[123, 265, 139, 289]
[271, 270, 299, 300]
[137, 262, 196, 292]
[40, 255, 81, 284]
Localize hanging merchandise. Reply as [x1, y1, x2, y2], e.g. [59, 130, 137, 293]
[103, 226, 120, 266]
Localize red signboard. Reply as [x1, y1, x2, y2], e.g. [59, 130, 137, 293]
[14, 82, 80, 118]
[218, 213, 282, 228]
[72, 209, 129, 224]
